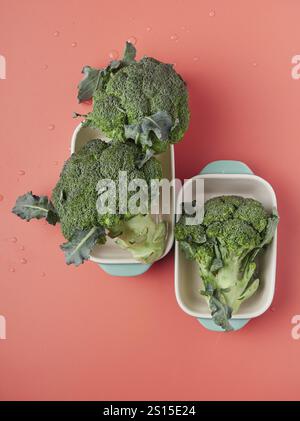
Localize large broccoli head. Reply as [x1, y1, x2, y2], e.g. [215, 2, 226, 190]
[52, 139, 162, 241]
[175, 195, 279, 331]
[12, 138, 165, 266]
[77, 42, 190, 158]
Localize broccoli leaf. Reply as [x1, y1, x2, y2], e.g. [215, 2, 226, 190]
[124, 111, 174, 150]
[179, 241, 197, 260]
[242, 209, 279, 267]
[122, 41, 136, 64]
[135, 149, 155, 168]
[260, 209, 279, 247]
[238, 278, 260, 302]
[77, 62, 122, 103]
[12, 192, 59, 225]
[77, 42, 136, 103]
[209, 294, 233, 332]
[77, 66, 101, 103]
[60, 226, 106, 266]
[210, 258, 223, 273]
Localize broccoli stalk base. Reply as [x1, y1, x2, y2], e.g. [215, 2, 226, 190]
[199, 257, 260, 330]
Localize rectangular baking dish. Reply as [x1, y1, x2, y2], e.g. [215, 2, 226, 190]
[71, 123, 175, 276]
[175, 160, 278, 331]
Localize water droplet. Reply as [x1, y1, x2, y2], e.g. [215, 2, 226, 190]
[10, 237, 17, 243]
[170, 34, 179, 41]
[41, 272, 46, 277]
[71, 42, 77, 48]
[10, 267, 16, 273]
[109, 50, 119, 60]
[43, 64, 49, 70]
[53, 31, 60, 37]
[48, 124, 55, 131]
[20, 258, 27, 264]
[20, 245, 25, 251]
[146, 26, 152, 32]
[252, 62, 257, 67]
[18, 170, 25, 176]
[181, 25, 186, 31]
[127, 36, 137, 45]
[193, 56, 199, 62]
[0, 194, 3, 202]
[209, 10, 216, 17]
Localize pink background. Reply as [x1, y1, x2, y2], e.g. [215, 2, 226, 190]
[0, 0, 299, 401]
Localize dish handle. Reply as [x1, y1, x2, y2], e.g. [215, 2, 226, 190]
[98, 263, 151, 277]
[197, 160, 253, 332]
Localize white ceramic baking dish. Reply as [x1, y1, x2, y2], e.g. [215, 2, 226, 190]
[175, 160, 278, 331]
[71, 123, 175, 276]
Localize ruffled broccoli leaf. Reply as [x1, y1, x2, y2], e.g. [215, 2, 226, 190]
[125, 111, 176, 163]
[125, 111, 174, 146]
[210, 258, 223, 273]
[77, 66, 101, 103]
[209, 294, 233, 332]
[77, 42, 136, 103]
[122, 41, 136, 64]
[242, 209, 279, 266]
[12, 192, 59, 225]
[238, 278, 260, 302]
[179, 241, 197, 260]
[260, 209, 279, 247]
[77, 63, 121, 103]
[135, 149, 155, 169]
[60, 226, 106, 266]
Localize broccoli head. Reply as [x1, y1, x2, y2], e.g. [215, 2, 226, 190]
[77, 42, 190, 159]
[52, 138, 163, 239]
[175, 195, 279, 331]
[13, 138, 166, 266]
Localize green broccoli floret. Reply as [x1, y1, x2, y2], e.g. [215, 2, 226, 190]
[175, 195, 279, 331]
[79, 43, 190, 157]
[234, 198, 268, 233]
[203, 197, 235, 226]
[175, 215, 206, 244]
[86, 91, 126, 142]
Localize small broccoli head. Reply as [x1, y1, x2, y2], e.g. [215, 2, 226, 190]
[52, 139, 163, 240]
[84, 47, 189, 153]
[175, 195, 278, 331]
